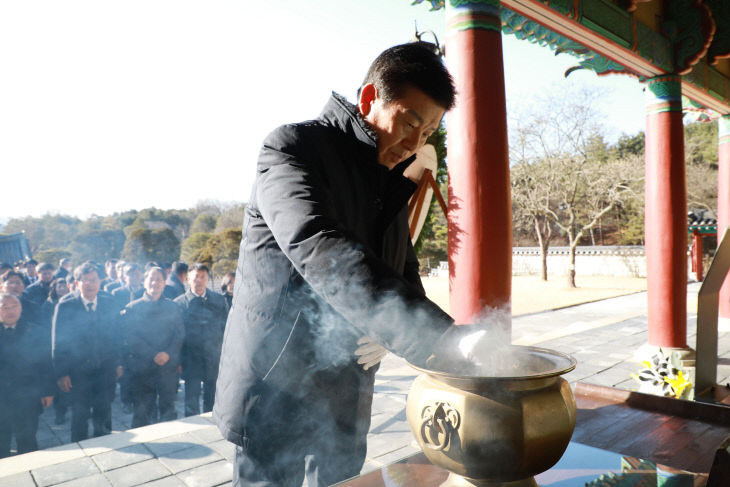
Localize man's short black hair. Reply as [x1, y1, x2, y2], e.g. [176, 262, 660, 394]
[37, 262, 55, 272]
[361, 41, 456, 111]
[172, 261, 189, 276]
[2, 271, 24, 282]
[74, 261, 99, 281]
[26, 259, 38, 266]
[190, 263, 210, 276]
[144, 266, 165, 281]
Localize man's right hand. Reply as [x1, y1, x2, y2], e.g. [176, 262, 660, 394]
[57, 376, 72, 392]
[154, 351, 170, 366]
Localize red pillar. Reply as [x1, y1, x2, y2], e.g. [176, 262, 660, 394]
[644, 75, 688, 350]
[445, 0, 511, 325]
[718, 115, 730, 325]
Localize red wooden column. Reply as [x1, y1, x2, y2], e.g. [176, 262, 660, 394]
[643, 75, 690, 354]
[718, 115, 730, 328]
[445, 0, 511, 325]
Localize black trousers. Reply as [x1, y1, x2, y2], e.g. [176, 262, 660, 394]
[0, 396, 40, 458]
[131, 365, 178, 428]
[233, 364, 375, 487]
[70, 367, 115, 442]
[183, 360, 217, 417]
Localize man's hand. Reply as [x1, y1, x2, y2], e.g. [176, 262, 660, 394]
[57, 376, 72, 392]
[41, 396, 53, 408]
[355, 336, 388, 371]
[154, 352, 170, 366]
[116, 365, 124, 379]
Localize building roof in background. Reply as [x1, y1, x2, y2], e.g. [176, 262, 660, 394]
[0, 233, 31, 264]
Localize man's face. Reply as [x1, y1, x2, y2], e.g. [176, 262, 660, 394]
[2, 276, 25, 297]
[63, 261, 73, 271]
[26, 264, 37, 276]
[0, 296, 22, 325]
[145, 270, 166, 300]
[188, 269, 209, 295]
[126, 269, 143, 289]
[39, 269, 54, 284]
[78, 271, 101, 301]
[106, 263, 118, 280]
[115, 263, 125, 279]
[359, 84, 444, 169]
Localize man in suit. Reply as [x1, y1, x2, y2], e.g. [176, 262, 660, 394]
[0, 293, 54, 457]
[162, 261, 187, 300]
[100, 260, 118, 290]
[52, 262, 123, 442]
[111, 264, 144, 309]
[53, 259, 72, 280]
[174, 263, 228, 416]
[23, 262, 55, 306]
[122, 267, 184, 427]
[103, 261, 126, 294]
[21, 259, 38, 286]
[2, 271, 42, 327]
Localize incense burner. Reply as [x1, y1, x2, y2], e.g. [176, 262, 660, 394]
[406, 346, 577, 487]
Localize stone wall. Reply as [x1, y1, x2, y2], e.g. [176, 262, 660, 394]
[431, 246, 693, 278]
[512, 246, 650, 278]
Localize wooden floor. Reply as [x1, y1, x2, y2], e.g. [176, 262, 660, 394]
[573, 382, 730, 474]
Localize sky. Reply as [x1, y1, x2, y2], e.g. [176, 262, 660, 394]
[0, 0, 646, 220]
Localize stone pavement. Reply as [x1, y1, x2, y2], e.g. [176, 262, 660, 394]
[3, 282, 730, 486]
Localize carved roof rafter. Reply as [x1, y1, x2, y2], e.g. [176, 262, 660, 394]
[705, 0, 730, 66]
[411, 0, 730, 114]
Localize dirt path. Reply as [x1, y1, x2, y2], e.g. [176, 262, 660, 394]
[422, 275, 648, 316]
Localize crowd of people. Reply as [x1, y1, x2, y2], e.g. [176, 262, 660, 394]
[0, 257, 236, 457]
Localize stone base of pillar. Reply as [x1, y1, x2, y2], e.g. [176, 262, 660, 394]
[634, 343, 697, 367]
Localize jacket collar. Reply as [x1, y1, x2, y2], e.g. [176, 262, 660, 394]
[186, 289, 206, 300]
[319, 92, 418, 174]
[320, 92, 378, 151]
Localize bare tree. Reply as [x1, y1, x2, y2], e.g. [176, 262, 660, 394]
[509, 86, 643, 287]
[511, 161, 556, 280]
[548, 154, 642, 287]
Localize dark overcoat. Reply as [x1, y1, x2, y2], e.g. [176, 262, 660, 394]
[121, 295, 184, 379]
[51, 292, 121, 381]
[213, 93, 453, 447]
[0, 321, 55, 417]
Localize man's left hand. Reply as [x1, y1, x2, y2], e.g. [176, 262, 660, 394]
[41, 396, 53, 408]
[355, 336, 388, 370]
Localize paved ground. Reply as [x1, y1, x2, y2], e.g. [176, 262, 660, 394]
[3, 281, 729, 486]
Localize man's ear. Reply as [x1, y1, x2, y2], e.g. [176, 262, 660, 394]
[358, 83, 378, 117]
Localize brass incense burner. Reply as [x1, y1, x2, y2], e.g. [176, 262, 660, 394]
[406, 346, 577, 487]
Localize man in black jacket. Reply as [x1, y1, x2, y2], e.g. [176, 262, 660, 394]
[174, 263, 228, 416]
[214, 42, 463, 486]
[23, 262, 55, 306]
[52, 262, 123, 442]
[111, 263, 144, 309]
[122, 267, 184, 427]
[0, 293, 54, 457]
